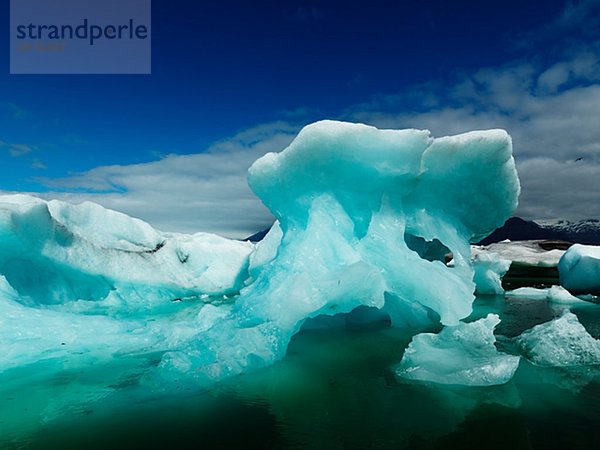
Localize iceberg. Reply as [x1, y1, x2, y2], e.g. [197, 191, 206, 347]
[472, 252, 511, 295]
[505, 285, 588, 304]
[516, 310, 600, 366]
[472, 240, 566, 267]
[396, 314, 520, 386]
[470, 240, 571, 294]
[0, 121, 520, 383]
[558, 244, 600, 295]
[160, 121, 520, 381]
[0, 195, 254, 310]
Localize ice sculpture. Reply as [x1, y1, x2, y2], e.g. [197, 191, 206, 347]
[396, 314, 520, 386]
[559, 244, 600, 295]
[0, 121, 521, 383]
[516, 310, 600, 366]
[159, 121, 520, 381]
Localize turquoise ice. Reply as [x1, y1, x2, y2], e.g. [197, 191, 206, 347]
[0, 194, 253, 310]
[0, 120, 522, 384]
[160, 121, 520, 382]
[559, 244, 600, 295]
[516, 310, 600, 366]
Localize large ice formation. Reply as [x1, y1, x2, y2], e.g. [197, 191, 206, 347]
[0, 121, 520, 383]
[397, 314, 520, 386]
[0, 195, 253, 310]
[559, 244, 600, 295]
[516, 310, 600, 366]
[159, 121, 520, 381]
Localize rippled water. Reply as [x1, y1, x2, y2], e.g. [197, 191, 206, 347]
[1, 294, 599, 449]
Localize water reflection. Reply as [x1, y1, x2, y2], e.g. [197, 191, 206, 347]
[1, 294, 599, 449]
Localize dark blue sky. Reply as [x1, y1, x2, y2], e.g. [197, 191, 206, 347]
[1, 0, 568, 188]
[2, 0, 599, 236]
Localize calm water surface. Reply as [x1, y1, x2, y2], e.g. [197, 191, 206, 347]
[1, 294, 599, 449]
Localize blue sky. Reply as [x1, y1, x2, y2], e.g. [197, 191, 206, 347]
[1, 0, 600, 236]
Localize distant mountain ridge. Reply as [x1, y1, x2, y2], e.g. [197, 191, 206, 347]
[246, 228, 270, 242]
[478, 217, 600, 245]
[535, 219, 600, 245]
[246, 217, 600, 245]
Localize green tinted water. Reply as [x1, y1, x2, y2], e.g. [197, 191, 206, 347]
[1, 295, 599, 449]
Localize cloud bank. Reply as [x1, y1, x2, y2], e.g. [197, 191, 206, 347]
[34, 122, 298, 238]
[344, 47, 600, 223]
[9, 1, 600, 238]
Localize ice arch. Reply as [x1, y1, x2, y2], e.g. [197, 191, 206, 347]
[159, 120, 520, 382]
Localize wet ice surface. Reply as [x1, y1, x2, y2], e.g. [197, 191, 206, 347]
[2, 293, 599, 450]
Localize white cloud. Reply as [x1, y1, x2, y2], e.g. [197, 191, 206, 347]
[27, 47, 600, 236]
[0, 141, 34, 157]
[35, 122, 298, 238]
[31, 158, 46, 169]
[537, 51, 600, 93]
[344, 60, 600, 221]
[12, 1, 600, 237]
[0, 102, 29, 120]
[516, 157, 600, 220]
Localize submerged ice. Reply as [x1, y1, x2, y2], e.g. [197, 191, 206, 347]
[0, 120, 522, 384]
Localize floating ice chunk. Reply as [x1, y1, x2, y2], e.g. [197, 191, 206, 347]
[0, 274, 18, 301]
[472, 252, 511, 295]
[46, 198, 164, 251]
[558, 244, 600, 295]
[0, 274, 238, 375]
[397, 314, 520, 386]
[516, 310, 600, 366]
[472, 240, 565, 267]
[545, 285, 586, 304]
[577, 294, 600, 303]
[505, 286, 587, 304]
[0, 195, 253, 308]
[505, 287, 549, 299]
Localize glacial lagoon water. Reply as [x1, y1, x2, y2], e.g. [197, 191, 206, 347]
[1, 292, 599, 449]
